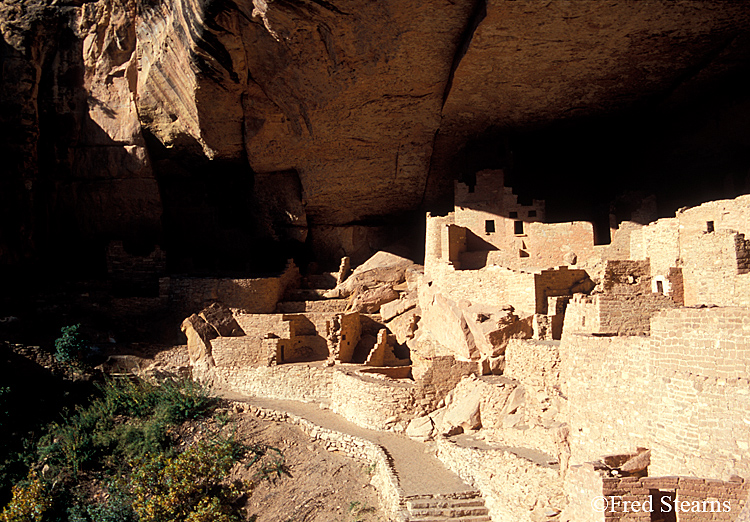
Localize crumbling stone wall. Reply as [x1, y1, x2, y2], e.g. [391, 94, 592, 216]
[454, 170, 545, 252]
[682, 230, 750, 307]
[424, 212, 454, 275]
[562, 307, 750, 480]
[630, 194, 750, 307]
[563, 260, 676, 336]
[534, 266, 592, 314]
[565, 464, 748, 522]
[412, 355, 481, 414]
[564, 293, 676, 336]
[164, 261, 300, 313]
[427, 170, 598, 273]
[504, 339, 561, 390]
[106, 240, 166, 287]
[426, 262, 536, 314]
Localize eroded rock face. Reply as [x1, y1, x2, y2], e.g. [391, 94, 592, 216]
[3, 0, 750, 269]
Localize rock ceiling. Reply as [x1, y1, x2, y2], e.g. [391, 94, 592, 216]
[2, 0, 750, 267]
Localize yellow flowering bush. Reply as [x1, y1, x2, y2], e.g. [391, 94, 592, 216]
[130, 438, 246, 522]
[0, 472, 51, 522]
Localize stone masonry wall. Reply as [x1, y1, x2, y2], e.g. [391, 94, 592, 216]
[630, 194, 750, 307]
[602, 260, 651, 295]
[207, 363, 417, 432]
[424, 212, 454, 277]
[427, 262, 536, 315]
[648, 308, 750, 477]
[534, 266, 591, 314]
[630, 218, 680, 277]
[676, 194, 750, 239]
[561, 307, 750, 481]
[330, 370, 416, 431]
[165, 262, 299, 314]
[435, 437, 564, 522]
[520, 221, 597, 269]
[563, 293, 676, 336]
[211, 364, 335, 404]
[106, 240, 166, 284]
[504, 338, 561, 390]
[413, 355, 481, 415]
[682, 230, 750, 307]
[212, 336, 272, 367]
[565, 463, 748, 522]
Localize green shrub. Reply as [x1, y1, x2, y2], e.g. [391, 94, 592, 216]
[38, 378, 216, 477]
[67, 485, 136, 522]
[54, 324, 90, 367]
[1, 379, 267, 521]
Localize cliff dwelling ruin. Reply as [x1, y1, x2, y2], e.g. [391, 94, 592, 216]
[2, 0, 750, 521]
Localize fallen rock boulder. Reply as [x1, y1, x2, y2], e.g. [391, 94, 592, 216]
[199, 302, 244, 337]
[181, 314, 217, 367]
[337, 251, 416, 298]
[442, 385, 482, 433]
[348, 284, 399, 313]
[406, 415, 435, 442]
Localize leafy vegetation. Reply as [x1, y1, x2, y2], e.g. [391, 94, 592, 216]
[346, 500, 377, 522]
[130, 437, 247, 522]
[38, 377, 215, 477]
[0, 378, 277, 522]
[54, 324, 90, 367]
[0, 472, 51, 522]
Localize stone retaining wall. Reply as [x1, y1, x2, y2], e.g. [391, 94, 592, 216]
[206, 363, 417, 432]
[434, 437, 563, 522]
[237, 403, 407, 521]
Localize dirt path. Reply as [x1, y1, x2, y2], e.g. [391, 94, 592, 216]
[220, 390, 474, 497]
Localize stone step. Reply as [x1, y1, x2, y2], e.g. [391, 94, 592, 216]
[409, 516, 492, 522]
[410, 507, 489, 518]
[406, 498, 484, 510]
[406, 492, 489, 522]
[276, 299, 348, 313]
[285, 289, 330, 301]
[304, 273, 338, 289]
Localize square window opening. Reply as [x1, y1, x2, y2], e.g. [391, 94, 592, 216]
[485, 220, 495, 234]
[528, 210, 537, 217]
[509, 211, 518, 219]
[514, 221, 524, 235]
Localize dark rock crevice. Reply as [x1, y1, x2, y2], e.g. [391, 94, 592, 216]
[441, 0, 486, 107]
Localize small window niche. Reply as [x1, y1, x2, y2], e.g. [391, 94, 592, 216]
[514, 221, 524, 235]
[528, 210, 537, 218]
[656, 280, 664, 294]
[485, 220, 495, 234]
[706, 221, 715, 233]
[509, 211, 518, 219]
